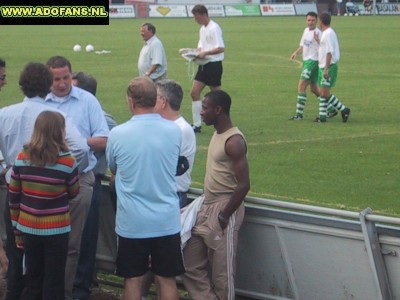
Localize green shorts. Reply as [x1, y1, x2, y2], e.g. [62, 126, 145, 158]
[318, 64, 338, 88]
[300, 59, 319, 83]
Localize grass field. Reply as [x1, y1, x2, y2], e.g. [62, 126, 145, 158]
[0, 15, 399, 215]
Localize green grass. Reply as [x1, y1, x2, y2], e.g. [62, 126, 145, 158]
[0, 16, 399, 215]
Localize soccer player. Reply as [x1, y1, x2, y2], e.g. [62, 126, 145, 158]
[190, 4, 225, 133]
[289, 12, 337, 120]
[315, 12, 351, 123]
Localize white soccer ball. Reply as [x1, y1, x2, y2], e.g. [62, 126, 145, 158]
[73, 44, 82, 52]
[344, 13, 348, 16]
[85, 44, 94, 52]
[355, 13, 359, 16]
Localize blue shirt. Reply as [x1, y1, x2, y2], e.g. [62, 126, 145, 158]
[45, 86, 109, 172]
[0, 97, 89, 177]
[93, 111, 118, 176]
[106, 113, 181, 238]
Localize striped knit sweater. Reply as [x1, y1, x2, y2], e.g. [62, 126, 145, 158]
[8, 150, 79, 242]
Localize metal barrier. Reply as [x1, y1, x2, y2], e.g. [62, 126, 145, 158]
[3, 184, 400, 300]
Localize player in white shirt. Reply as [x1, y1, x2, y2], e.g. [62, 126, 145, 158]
[289, 12, 337, 120]
[315, 12, 351, 123]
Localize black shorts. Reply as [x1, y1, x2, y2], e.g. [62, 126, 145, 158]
[116, 233, 185, 278]
[194, 61, 223, 87]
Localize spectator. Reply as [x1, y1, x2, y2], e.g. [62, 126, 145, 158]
[0, 62, 89, 300]
[9, 111, 79, 300]
[0, 57, 8, 279]
[106, 77, 184, 300]
[154, 79, 196, 208]
[45, 56, 109, 300]
[141, 78, 197, 299]
[182, 90, 250, 300]
[71, 71, 118, 300]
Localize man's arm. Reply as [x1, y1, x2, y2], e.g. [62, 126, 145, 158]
[197, 47, 224, 59]
[324, 52, 332, 79]
[219, 134, 250, 229]
[290, 46, 303, 61]
[87, 136, 107, 152]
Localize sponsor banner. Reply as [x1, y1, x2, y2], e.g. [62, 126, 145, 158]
[148, 4, 187, 17]
[260, 4, 295, 16]
[377, 3, 400, 14]
[224, 4, 261, 16]
[125, 0, 153, 3]
[109, 5, 135, 18]
[187, 4, 225, 17]
[0, 0, 109, 25]
[159, 0, 260, 4]
[294, 3, 318, 15]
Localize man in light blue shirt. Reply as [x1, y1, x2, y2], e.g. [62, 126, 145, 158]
[45, 56, 109, 300]
[0, 62, 89, 300]
[106, 77, 184, 300]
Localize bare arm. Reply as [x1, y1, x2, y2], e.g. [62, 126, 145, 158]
[219, 134, 250, 229]
[145, 64, 161, 77]
[324, 52, 332, 79]
[290, 46, 303, 60]
[87, 136, 107, 152]
[197, 47, 224, 58]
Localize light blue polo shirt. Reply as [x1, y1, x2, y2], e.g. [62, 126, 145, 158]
[106, 113, 182, 239]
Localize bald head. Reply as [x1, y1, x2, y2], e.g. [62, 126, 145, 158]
[127, 76, 157, 108]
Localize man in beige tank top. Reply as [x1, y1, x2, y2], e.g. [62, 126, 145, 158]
[182, 90, 250, 300]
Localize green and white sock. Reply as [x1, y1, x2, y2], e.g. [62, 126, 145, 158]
[327, 94, 347, 111]
[295, 93, 307, 117]
[318, 96, 327, 120]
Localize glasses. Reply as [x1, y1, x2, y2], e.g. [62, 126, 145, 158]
[0, 75, 6, 81]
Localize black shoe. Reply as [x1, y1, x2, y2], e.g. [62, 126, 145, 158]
[192, 125, 201, 133]
[314, 117, 326, 123]
[327, 111, 338, 118]
[289, 115, 302, 120]
[341, 108, 351, 123]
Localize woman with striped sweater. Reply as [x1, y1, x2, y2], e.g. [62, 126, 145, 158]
[8, 110, 80, 300]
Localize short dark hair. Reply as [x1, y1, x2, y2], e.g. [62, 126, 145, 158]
[155, 79, 183, 111]
[127, 77, 157, 108]
[0, 58, 5, 68]
[19, 62, 53, 98]
[306, 11, 318, 19]
[192, 4, 208, 15]
[46, 55, 72, 71]
[319, 12, 331, 26]
[72, 72, 97, 96]
[204, 90, 231, 116]
[141, 23, 156, 34]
